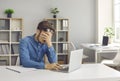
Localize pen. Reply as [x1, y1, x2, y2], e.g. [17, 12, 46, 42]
[6, 67, 21, 73]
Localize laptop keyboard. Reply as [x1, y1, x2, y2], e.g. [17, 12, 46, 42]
[61, 67, 69, 71]
[60, 65, 69, 71]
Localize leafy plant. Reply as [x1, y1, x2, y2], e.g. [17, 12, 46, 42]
[50, 8, 59, 15]
[4, 9, 14, 14]
[104, 27, 115, 38]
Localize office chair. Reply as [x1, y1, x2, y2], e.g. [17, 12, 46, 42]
[16, 56, 20, 66]
[101, 49, 120, 69]
[69, 42, 76, 51]
[69, 42, 88, 59]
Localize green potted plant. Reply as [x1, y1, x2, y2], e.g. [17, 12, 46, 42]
[50, 8, 59, 18]
[104, 27, 115, 43]
[4, 9, 14, 18]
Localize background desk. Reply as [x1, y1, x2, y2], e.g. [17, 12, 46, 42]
[81, 43, 120, 63]
[0, 64, 120, 81]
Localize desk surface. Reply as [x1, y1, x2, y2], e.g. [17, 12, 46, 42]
[0, 64, 120, 81]
[81, 43, 120, 52]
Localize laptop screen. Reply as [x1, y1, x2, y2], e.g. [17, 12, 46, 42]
[68, 49, 83, 72]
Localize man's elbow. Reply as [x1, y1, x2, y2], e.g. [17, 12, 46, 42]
[21, 60, 30, 67]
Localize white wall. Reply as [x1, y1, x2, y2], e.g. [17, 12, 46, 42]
[0, 0, 96, 48]
[96, 0, 113, 44]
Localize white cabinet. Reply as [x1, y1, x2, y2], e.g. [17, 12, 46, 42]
[0, 18, 23, 65]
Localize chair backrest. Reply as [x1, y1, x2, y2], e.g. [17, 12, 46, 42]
[16, 56, 20, 66]
[113, 49, 120, 64]
[69, 42, 76, 51]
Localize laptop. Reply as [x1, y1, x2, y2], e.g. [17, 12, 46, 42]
[57, 49, 83, 73]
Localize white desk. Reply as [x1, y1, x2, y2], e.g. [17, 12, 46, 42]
[81, 43, 120, 63]
[0, 64, 120, 81]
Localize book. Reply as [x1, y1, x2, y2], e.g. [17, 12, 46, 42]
[0, 45, 9, 54]
[12, 45, 19, 54]
[63, 44, 68, 53]
[0, 45, 4, 54]
[62, 20, 68, 30]
[1, 45, 8, 54]
[0, 20, 5, 30]
[5, 45, 9, 54]
[11, 45, 14, 54]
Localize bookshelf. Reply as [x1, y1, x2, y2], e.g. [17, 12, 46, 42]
[0, 18, 23, 66]
[45, 18, 70, 64]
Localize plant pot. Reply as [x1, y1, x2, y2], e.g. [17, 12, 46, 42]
[109, 38, 113, 44]
[53, 15, 57, 18]
[7, 13, 12, 18]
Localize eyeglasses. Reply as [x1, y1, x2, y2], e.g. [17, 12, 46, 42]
[42, 28, 54, 33]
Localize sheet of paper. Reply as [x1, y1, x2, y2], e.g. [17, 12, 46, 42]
[6, 66, 37, 73]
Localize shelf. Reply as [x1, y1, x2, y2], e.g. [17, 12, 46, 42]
[0, 54, 10, 56]
[11, 42, 19, 44]
[0, 30, 10, 32]
[0, 54, 19, 56]
[0, 18, 23, 66]
[57, 53, 68, 55]
[11, 54, 19, 56]
[11, 30, 22, 32]
[0, 42, 9, 44]
[45, 18, 69, 64]
[46, 18, 69, 20]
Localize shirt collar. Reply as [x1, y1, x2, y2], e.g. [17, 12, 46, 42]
[32, 34, 44, 46]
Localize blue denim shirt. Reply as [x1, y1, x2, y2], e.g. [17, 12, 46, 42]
[19, 35, 57, 69]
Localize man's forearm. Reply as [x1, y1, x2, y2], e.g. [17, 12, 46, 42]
[21, 59, 45, 69]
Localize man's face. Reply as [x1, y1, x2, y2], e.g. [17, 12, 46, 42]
[36, 28, 53, 43]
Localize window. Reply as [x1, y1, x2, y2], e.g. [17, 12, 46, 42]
[114, 0, 120, 42]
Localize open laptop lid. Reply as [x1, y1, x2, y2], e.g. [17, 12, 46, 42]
[68, 49, 83, 73]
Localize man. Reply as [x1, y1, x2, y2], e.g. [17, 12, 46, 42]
[19, 21, 61, 70]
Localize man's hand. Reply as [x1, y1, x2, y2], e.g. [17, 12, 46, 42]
[40, 32, 52, 47]
[45, 63, 62, 70]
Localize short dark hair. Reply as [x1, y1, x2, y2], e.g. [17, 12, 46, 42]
[37, 21, 55, 33]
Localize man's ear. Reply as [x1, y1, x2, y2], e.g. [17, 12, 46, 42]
[36, 30, 40, 36]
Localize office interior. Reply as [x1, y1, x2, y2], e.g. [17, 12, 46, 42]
[0, 0, 120, 74]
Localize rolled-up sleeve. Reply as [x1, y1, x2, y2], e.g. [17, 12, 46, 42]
[19, 39, 45, 69]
